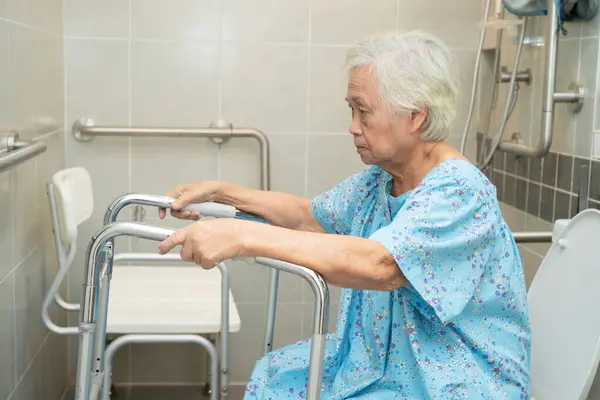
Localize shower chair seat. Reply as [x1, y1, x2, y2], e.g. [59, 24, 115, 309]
[106, 265, 241, 334]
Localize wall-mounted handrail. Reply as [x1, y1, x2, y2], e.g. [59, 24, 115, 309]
[72, 117, 280, 354]
[0, 132, 47, 174]
[513, 231, 553, 243]
[72, 118, 270, 190]
[496, 0, 584, 158]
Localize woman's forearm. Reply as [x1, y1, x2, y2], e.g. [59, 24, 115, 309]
[241, 220, 405, 291]
[217, 184, 325, 232]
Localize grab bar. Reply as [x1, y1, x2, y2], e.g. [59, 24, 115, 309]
[72, 117, 279, 353]
[75, 221, 329, 400]
[0, 132, 47, 174]
[512, 231, 553, 243]
[497, 0, 584, 158]
[71, 118, 270, 190]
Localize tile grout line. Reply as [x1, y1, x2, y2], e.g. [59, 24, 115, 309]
[216, 0, 223, 181]
[303, 0, 313, 205]
[7, 10, 17, 388]
[33, 128, 62, 141]
[12, 271, 17, 395]
[551, 154, 559, 220]
[302, 0, 313, 307]
[7, 332, 51, 400]
[0, 244, 38, 287]
[61, 0, 72, 385]
[592, 35, 600, 136]
[0, 15, 61, 37]
[57, 35, 478, 51]
[565, 36, 584, 216]
[127, 0, 133, 383]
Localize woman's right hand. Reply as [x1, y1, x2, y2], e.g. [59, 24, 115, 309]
[158, 181, 228, 220]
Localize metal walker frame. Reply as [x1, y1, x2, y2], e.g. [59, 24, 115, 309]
[72, 194, 330, 400]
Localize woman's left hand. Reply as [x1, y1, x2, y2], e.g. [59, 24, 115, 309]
[158, 219, 249, 269]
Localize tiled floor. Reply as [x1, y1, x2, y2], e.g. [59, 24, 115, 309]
[62, 385, 247, 400]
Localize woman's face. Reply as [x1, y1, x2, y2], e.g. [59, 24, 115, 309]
[346, 66, 425, 167]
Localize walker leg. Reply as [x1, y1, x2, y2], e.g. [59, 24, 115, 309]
[218, 263, 231, 400]
[263, 269, 279, 354]
[203, 335, 216, 396]
[75, 327, 96, 399]
[104, 339, 118, 399]
[91, 246, 113, 399]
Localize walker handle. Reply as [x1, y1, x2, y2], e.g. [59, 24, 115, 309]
[182, 202, 237, 218]
[104, 193, 264, 225]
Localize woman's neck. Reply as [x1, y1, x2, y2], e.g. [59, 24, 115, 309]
[385, 141, 461, 196]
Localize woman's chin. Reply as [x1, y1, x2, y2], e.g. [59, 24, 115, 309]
[358, 152, 375, 165]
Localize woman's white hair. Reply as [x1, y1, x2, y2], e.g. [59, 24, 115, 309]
[345, 30, 459, 141]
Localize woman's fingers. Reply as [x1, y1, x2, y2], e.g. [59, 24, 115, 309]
[159, 183, 213, 219]
[170, 209, 201, 220]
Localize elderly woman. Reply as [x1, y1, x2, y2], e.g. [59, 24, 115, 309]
[158, 30, 531, 399]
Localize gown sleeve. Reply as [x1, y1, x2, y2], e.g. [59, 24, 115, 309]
[309, 167, 374, 235]
[369, 173, 499, 325]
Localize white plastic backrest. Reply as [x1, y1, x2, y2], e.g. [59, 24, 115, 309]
[51, 167, 94, 245]
[528, 209, 600, 400]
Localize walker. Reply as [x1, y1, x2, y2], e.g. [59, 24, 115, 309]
[73, 193, 330, 400]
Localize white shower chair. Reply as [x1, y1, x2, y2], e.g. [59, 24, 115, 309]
[41, 166, 241, 398]
[528, 209, 600, 400]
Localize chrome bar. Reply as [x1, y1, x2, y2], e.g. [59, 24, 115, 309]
[77, 221, 328, 400]
[0, 132, 47, 174]
[81, 223, 173, 324]
[72, 118, 270, 191]
[498, 0, 580, 158]
[90, 243, 113, 398]
[76, 222, 174, 399]
[499, 66, 531, 85]
[553, 91, 580, 103]
[254, 257, 329, 400]
[512, 231, 553, 243]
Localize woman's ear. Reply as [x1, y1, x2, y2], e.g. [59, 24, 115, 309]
[410, 107, 427, 135]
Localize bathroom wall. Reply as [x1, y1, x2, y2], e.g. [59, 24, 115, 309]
[477, 9, 600, 287]
[0, 0, 68, 399]
[62, 0, 484, 388]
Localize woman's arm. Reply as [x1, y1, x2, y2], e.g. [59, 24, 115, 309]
[162, 181, 326, 232]
[217, 184, 326, 233]
[241, 221, 405, 291]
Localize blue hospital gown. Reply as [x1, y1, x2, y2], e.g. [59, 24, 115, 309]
[245, 158, 531, 399]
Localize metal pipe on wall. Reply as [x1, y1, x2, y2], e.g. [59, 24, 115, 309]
[72, 118, 271, 191]
[512, 231, 553, 243]
[498, 0, 584, 158]
[0, 132, 47, 174]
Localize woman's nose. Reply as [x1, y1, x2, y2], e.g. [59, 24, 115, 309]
[349, 116, 362, 136]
